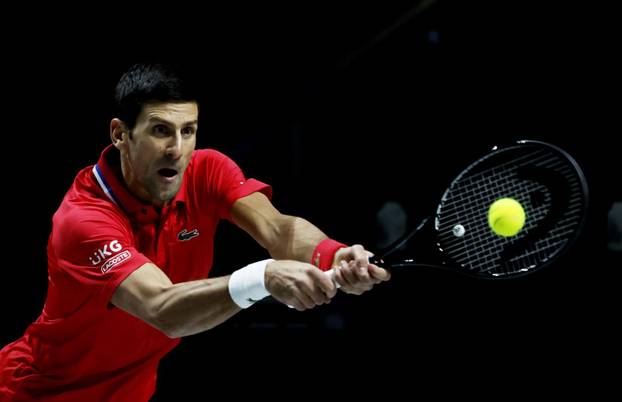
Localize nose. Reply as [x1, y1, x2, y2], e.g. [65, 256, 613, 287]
[165, 133, 182, 160]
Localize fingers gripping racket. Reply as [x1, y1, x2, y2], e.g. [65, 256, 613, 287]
[329, 140, 588, 281]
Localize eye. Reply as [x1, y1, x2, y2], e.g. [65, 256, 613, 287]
[181, 126, 196, 136]
[152, 124, 170, 136]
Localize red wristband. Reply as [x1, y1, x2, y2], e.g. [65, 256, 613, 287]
[311, 239, 348, 271]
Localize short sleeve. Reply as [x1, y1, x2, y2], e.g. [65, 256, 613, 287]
[50, 207, 152, 308]
[195, 149, 272, 220]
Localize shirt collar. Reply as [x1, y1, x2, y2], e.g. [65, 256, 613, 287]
[92, 145, 188, 222]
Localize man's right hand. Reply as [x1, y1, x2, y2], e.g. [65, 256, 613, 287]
[265, 260, 338, 311]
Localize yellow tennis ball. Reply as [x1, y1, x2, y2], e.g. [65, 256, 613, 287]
[488, 198, 526, 237]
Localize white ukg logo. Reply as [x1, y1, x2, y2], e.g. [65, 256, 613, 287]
[89, 240, 123, 266]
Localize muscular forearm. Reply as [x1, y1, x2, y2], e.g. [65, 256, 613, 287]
[148, 276, 240, 338]
[268, 216, 328, 262]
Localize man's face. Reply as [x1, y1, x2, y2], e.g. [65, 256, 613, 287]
[120, 101, 198, 206]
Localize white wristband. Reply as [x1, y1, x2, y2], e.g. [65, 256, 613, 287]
[228, 259, 273, 308]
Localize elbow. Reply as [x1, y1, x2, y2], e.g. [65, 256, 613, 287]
[148, 304, 219, 339]
[154, 316, 218, 339]
[158, 324, 183, 339]
[152, 317, 180, 339]
[147, 304, 184, 339]
[140, 284, 228, 338]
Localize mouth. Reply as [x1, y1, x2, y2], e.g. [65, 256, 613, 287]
[157, 168, 179, 183]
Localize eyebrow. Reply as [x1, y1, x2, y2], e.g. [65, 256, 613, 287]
[149, 117, 198, 126]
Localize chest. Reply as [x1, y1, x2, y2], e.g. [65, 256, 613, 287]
[132, 207, 218, 282]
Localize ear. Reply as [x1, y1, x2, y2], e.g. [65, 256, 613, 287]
[110, 118, 129, 149]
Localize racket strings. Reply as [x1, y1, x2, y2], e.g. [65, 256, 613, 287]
[449, 157, 584, 273]
[440, 152, 554, 249]
[439, 151, 556, 221]
[436, 146, 586, 277]
[476, 173, 581, 273]
[447, 175, 547, 274]
[441, 177, 548, 272]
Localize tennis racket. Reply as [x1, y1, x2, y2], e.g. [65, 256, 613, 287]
[329, 140, 589, 281]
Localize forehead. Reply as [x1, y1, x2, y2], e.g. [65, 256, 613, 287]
[138, 102, 199, 124]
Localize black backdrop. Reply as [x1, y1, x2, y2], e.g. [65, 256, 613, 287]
[2, 1, 619, 398]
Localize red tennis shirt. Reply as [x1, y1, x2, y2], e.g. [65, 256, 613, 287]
[0, 145, 271, 401]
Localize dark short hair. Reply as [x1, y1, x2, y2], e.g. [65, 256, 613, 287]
[114, 63, 197, 129]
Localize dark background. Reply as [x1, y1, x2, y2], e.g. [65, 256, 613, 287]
[2, 1, 620, 398]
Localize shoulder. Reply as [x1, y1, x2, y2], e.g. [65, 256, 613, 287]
[187, 149, 244, 184]
[56, 165, 131, 232]
[52, 203, 131, 244]
[50, 204, 134, 265]
[191, 149, 238, 169]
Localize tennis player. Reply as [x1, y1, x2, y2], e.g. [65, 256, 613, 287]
[0, 63, 390, 401]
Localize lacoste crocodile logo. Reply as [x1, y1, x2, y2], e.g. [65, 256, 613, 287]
[177, 229, 200, 241]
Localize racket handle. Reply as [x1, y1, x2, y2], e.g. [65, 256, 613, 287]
[286, 258, 386, 308]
